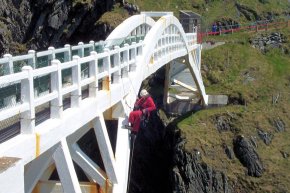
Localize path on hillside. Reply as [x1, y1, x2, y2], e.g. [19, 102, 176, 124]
[202, 41, 225, 50]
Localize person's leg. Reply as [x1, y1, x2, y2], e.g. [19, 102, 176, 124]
[129, 110, 142, 132]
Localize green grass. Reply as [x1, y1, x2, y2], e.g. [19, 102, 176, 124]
[97, 4, 130, 28]
[127, 0, 289, 28]
[266, 50, 290, 77]
[176, 28, 290, 192]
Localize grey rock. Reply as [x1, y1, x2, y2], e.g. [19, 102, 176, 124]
[172, 137, 233, 193]
[257, 128, 273, 145]
[233, 135, 264, 177]
[250, 136, 258, 148]
[250, 32, 287, 53]
[0, 0, 116, 56]
[48, 14, 60, 29]
[280, 151, 289, 159]
[273, 118, 285, 132]
[223, 143, 234, 159]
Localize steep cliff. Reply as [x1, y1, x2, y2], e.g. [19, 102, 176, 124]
[0, 0, 125, 56]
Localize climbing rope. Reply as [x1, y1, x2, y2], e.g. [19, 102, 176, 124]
[126, 132, 137, 193]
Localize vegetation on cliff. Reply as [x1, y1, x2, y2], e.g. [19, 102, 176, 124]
[128, 0, 289, 25]
[178, 27, 290, 192]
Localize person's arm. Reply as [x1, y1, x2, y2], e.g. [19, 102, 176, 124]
[142, 97, 156, 113]
[133, 97, 141, 110]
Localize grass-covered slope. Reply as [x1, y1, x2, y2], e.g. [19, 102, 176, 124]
[127, 0, 289, 26]
[177, 28, 290, 192]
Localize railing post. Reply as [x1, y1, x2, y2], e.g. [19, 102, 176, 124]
[28, 50, 36, 69]
[48, 47, 55, 65]
[198, 45, 202, 70]
[21, 66, 35, 134]
[89, 41, 95, 53]
[64, 44, 71, 62]
[50, 60, 63, 119]
[4, 54, 13, 74]
[124, 44, 129, 75]
[78, 42, 84, 57]
[89, 51, 98, 98]
[71, 56, 81, 107]
[137, 40, 143, 56]
[131, 42, 136, 61]
[103, 48, 111, 90]
[113, 46, 120, 84]
[131, 42, 137, 71]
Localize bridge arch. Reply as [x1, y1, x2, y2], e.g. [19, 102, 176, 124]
[105, 14, 155, 48]
[127, 14, 207, 105]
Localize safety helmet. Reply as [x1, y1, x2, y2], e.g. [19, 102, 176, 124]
[140, 89, 149, 97]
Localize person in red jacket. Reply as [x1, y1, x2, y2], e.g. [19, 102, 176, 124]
[127, 89, 156, 133]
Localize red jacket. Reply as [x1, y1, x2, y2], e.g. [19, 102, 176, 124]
[134, 96, 156, 113]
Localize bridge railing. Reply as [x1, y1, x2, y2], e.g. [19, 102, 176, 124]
[0, 32, 196, 142]
[0, 40, 143, 138]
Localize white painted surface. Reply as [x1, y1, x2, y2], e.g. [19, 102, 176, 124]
[112, 117, 131, 193]
[93, 114, 118, 183]
[25, 147, 55, 193]
[53, 139, 82, 193]
[71, 144, 106, 186]
[0, 158, 24, 193]
[0, 12, 206, 193]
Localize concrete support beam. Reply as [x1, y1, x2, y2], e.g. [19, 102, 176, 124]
[93, 114, 118, 183]
[171, 79, 198, 92]
[25, 147, 55, 193]
[53, 139, 82, 193]
[40, 164, 56, 181]
[111, 101, 125, 119]
[67, 122, 92, 145]
[71, 144, 107, 186]
[112, 117, 131, 193]
[0, 157, 24, 193]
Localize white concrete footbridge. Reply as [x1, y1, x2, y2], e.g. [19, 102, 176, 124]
[0, 12, 207, 193]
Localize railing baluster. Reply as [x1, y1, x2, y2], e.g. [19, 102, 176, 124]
[89, 41, 95, 53]
[103, 48, 111, 90]
[21, 66, 35, 134]
[89, 51, 98, 98]
[131, 42, 136, 69]
[4, 54, 13, 74]
[113, 46, 120, 84]
[137, 40, 143, 56]
[48, 47, 55, 65]
[51, 60, 63, 119]
[78, 42, 84, 57]
[71, 56, 81, 107]
[124, 44, 129, 75]
[64, 44, 71, 62]
[28, 50, 36, 69]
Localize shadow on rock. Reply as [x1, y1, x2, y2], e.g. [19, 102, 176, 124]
[129, 110, 171, 193]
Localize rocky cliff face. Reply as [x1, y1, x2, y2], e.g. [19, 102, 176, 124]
[129, 110, 172, 193]
[171, 127, 232, 193]
[129, 110, 233, 193]
[0, 0, 115, 56]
